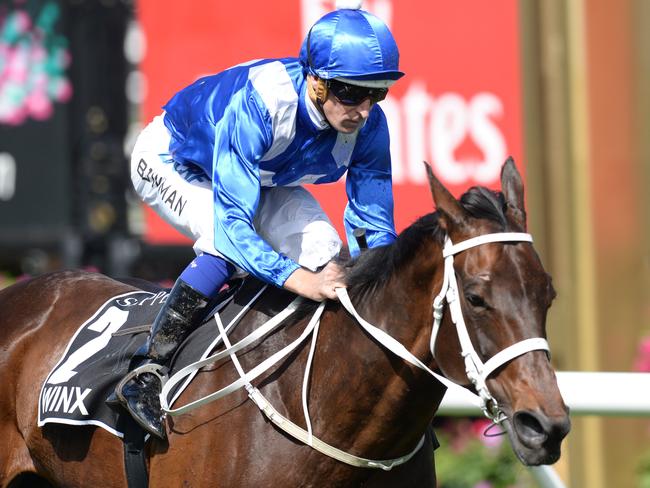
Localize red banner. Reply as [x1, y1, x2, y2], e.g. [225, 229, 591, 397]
[137, 0, 522, 244]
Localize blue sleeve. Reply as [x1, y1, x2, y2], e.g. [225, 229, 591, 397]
[344, 107, 397, 257]
[212, 86, 301, 286]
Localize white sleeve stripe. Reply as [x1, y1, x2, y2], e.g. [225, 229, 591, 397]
[248, 62, 298, 162]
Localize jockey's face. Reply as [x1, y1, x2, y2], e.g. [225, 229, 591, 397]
[323, 91, 373, 133]
[308, 75, 373, 134]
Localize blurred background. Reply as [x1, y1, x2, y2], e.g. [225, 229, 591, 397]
[0, 0, 648, 486]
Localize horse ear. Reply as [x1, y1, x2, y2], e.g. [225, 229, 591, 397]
[424, 161, 466, 231]
[500, 157, 527, 230]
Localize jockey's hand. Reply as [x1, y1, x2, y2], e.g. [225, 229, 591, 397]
[283, 261, 346, 302]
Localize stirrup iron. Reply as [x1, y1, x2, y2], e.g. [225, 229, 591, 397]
[114, 363, 167, 404]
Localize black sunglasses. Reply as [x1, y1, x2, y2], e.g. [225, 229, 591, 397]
[326, 79, 388, 106]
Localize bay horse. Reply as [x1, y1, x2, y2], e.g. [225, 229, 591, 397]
[0, 159, 570, 487]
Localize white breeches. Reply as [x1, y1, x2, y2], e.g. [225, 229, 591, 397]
[130, 115, 342, 271]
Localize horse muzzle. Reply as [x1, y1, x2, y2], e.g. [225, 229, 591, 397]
[503, 409, 571, 465]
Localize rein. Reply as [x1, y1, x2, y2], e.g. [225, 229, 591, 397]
[159, 232, 550, 470]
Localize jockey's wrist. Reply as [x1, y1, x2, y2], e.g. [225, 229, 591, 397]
[283, 268, 318, 300]
[283, 263, 345, 302]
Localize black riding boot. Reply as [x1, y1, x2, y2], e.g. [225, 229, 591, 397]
[110, 279, 211, 439]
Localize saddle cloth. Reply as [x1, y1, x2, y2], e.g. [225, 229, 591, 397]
[37, 278, 263, 438]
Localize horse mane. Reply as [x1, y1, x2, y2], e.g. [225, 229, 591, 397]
[345, 186, 508, 299]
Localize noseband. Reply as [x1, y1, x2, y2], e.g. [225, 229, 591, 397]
[430, 232, 550, 422]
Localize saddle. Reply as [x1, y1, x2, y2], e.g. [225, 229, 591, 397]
[37, 277, 264, 438]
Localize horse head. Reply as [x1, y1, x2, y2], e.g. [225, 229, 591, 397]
[426, 158, 570, 466]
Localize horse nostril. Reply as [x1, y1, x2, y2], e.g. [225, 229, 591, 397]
[513, 411, 548, 448]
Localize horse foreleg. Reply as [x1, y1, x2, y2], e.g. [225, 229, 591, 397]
[0, 425, 42, 488]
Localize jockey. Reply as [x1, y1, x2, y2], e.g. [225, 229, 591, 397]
[109, 4, 404, 439]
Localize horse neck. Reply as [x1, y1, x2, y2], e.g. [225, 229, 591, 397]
[309, 236, 446, 459]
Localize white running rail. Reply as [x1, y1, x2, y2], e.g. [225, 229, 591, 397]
[439, 371, 650, 417]
[437, 371, 650, 488]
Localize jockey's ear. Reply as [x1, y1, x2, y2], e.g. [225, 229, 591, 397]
[423, 161, 467, 232]
[500, 157, 527, 231]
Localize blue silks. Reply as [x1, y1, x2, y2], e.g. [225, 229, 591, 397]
[162, 58, 397, 287]
[179, 253, 236, 299]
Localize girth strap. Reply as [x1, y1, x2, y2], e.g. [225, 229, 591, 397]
[119, 415, 149, 488]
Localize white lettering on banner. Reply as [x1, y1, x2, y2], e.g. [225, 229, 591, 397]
[42, 385, 61, 412]
[467, 93, 507, 184]
[300, 0, 393, 37]
[384, 83, 508, 186]
[41, 386, 92, 415]
[48, 307, 130, 385]
[0, 152, 16, 201]
[402, 82, 432, 184]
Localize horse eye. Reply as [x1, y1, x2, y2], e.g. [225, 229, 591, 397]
[466, 293, 487, 309]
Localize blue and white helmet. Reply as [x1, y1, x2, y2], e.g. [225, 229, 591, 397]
[299, 5, 404, 88]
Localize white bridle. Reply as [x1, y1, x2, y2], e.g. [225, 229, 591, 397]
[429, 232, 550, 421]
[159, 231, 551, 469]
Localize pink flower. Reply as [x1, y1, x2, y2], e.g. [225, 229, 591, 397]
[0, 105, 27, 125]
[471, 419, 492, 437]
[11, 10, 32, 34]
[0, 43, 9, 66]
[7, 48, 28, 83]
[473, 482, 492, 488]
[55, 48, 72, 69]
[30, 44, 46, 63]
[26, 89, 53, 120]
[445, 418, 474, 452]
[634, 337, 650, 372]
[53, 78, 72, 102]
[472, 418, 505, 449]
